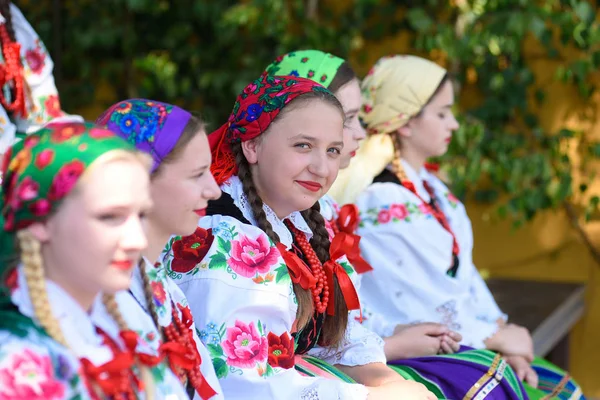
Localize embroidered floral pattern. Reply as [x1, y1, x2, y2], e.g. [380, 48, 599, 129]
[228, 234, 279, 278]
[170, 227, 214, 273]
[0, 349, 66, 400]
[25, 41, 47, 75]
[42, 95, 62, 119]
[200, 320, 288, 380]
[435, 300, 461, 331]
[445, 192, 460, 209]
[359, 202, 434, 227]
[102, 100, 173, 144]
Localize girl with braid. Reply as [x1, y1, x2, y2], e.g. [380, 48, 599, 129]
[164, 73, 436, 399]
[96, 99, 223, 400]
[0, 1, 81, 155]
[0, 122, 190, 399]
[335, 55, 585, 399]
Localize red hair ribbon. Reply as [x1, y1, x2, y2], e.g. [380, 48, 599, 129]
[324, 233, 362, 317]
[276, 242, 317, 290]
[334, 204, 373, 274]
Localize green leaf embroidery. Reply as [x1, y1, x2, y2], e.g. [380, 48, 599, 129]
[207, 343, 224, 358]
[257, 319, 264, 336]
[274, 264, 290, 283]
[213, 357, 228, 379]
[265, 364, 275, 377]
[340, 261, 354, 275]
[218, 236, 231, 254]
[191, 242, 201, 249]
[209, 252, 228, 270]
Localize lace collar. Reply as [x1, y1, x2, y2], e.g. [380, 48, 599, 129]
[220, 176, 313, 248]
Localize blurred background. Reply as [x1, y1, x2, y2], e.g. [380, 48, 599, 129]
[21, 0, 600, 393]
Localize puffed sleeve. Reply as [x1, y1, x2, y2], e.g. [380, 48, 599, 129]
[163, 215, 369, 400]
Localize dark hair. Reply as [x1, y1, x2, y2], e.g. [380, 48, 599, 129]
[414, 74, 449, 119]
[152, 114, 205, 177]
[0, 0, 16, 42]
[327, 61, 357, 94]
[230, 92, 349, 346]
[275, 90, 345, 125]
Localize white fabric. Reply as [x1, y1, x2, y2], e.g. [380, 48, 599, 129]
[163, 177, 373, 399]
[356, 160, 506, 348]
[6, 265, 189, 399]
[0, 4, 82, 154]
[128, 257, 224, 400]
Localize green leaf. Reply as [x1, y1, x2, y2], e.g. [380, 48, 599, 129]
[274, 264, 291, 283]
[406, 8, 433, 33]
[257, 320, 264, 336]
[213, 357, 228, 379]
[218, 236, 232, 254]
[209, 252, 228, 270]
[266, 364, 275, 377]
[207, 344, 224, 358]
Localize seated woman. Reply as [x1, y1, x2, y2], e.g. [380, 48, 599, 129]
[163, 73, 435, 399]
[0, 122, 189, 399]
[335, 54, 584, 400]
[97, 99, 223, 399]
[0, 1, 81, 155]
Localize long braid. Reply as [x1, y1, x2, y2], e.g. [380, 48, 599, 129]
[139, 261, 163, 339]
[301, 204, 348, 346]
[18, 230, 68, 346]
[232, 142, 314, 328]
[0, 0, 16, 42]
[391, 132, 409, 183]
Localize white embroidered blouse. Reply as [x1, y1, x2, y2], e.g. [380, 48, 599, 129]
[162, 176, 384, 400]
[1, 265, 189, 400]
[354, 161, 506, 348]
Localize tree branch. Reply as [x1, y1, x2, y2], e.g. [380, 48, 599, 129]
[564, 202, 600, 266]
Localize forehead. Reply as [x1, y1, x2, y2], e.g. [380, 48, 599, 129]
[428, 80, 454, 107]
[334, 79, 361, 112]
[165, 131, 210, 172]
[79, 159, 150, 207]
[266, 100, 344, 142]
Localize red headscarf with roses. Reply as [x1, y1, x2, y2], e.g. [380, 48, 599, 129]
[209, 74, 334, 185]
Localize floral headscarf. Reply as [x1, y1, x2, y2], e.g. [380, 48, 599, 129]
[1, 122, 135, 232]
[264, 50, 345, 88]
[209, 74, 333, 185]
[95, 99, 192, 172]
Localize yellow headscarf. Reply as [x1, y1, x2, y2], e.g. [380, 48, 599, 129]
[328, 55, 447, 205]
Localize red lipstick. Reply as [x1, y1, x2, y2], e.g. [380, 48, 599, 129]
[350, 151, 357, 157]
[296, 180, 322, 192]
[194, 209, 206, 217]
[111, 260, 133, 271]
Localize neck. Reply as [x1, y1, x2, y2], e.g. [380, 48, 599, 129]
[144, 219, 170, 265]
[399, 146, 426, 175]
[42, 252, 97, 312]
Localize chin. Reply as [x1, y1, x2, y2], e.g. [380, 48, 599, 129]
[102, 270, 134, 293]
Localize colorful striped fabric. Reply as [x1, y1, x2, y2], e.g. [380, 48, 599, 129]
[525, 357, 585, 400]
[294, 355, 355, 383]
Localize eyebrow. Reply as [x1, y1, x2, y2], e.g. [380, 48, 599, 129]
[345, 108, 360, 115]
[288, 134, 343, 147]
[441, 103, 454, 109]
[191, 164, 209, 173]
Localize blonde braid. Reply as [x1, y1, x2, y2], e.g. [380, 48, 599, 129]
[102, 293, 156, 400]
[391, 133, 409, 183]
[18, 230, 68, 347]
[139, 262, 164, 339]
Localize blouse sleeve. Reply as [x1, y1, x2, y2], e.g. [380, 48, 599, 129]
[163, 215, 369, 400]
[0, 105, 17, 154]
[8, 4, 82, 133]
[0, 331, 83, 399]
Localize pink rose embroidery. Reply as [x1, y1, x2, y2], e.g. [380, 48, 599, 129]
[25, 48, 46, 75]
[43, 96, 62, 119]
[47, 160, 85, 201]
[377, 209, 391, 224]
[0, 349, 66, 400]
[222, 321, 268, 368]
[418, 204, 431, 215]
[390, 204, 408, 220]
[228, 234, 279, 277]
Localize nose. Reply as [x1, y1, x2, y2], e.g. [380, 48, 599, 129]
[353, 119, 367, 141]
[203, 172, 222, 201]
[449, 113, 460, 131]
[120, 214, 148, 253]
[307, 151, 330, 178]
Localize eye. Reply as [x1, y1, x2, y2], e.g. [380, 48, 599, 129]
[194, 171, 204, 179]
[97, 213, 121, 221]
[138, 211, 148, 220]
[328, 147, 341, 155]
[294, 142, 310, 149]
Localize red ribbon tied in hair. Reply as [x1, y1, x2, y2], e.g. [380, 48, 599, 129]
[335, 204, 373, 274]
[208, 74, 336, 185]
[324, 233, 362, 317]
[276, 242, 317, 290]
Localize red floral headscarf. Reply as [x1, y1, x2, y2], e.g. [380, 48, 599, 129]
[209, 74, 333, 185]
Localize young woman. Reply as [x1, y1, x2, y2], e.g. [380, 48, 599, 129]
[265, 50, 464, 361]
[96, 99, 223, 399]
[0, 122, 189, 399]
[0, 1, 80, 155]
[345, 54, 584, 399]
[163, 74, 436, 399]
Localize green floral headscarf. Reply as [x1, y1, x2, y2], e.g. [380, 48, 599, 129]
[265, 49, 345, 88]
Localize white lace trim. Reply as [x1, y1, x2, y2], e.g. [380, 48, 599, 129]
[221, 176, 313, 248]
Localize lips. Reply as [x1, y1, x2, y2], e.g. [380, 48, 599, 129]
[350, 151, 357, 157]
[111, 260, 133, 271]
[194, 209, 206, 217]
[445, 137, 452, 143]
[296, 180, 322, 193]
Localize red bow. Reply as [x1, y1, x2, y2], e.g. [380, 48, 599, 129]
[160, 341, 196, 370]
[276, 242, 317, 290]
[81, 353, 135, 395]
[335, 205, 373, 274]
[324, 234, 361, 316]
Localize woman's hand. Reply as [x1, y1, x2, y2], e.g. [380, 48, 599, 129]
[367, 379, 437, 400]
[484, 324, 534, 362]
[384, 323, 462, 359]
[504, 355, 538, 388]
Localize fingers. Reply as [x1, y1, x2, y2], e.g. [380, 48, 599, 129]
[525, 367, 539, 388]
[440, 340, 454, 354]
[447, 330, 462, 342]
[419, 322, 449, 336]
[444, 335, 461, 353]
